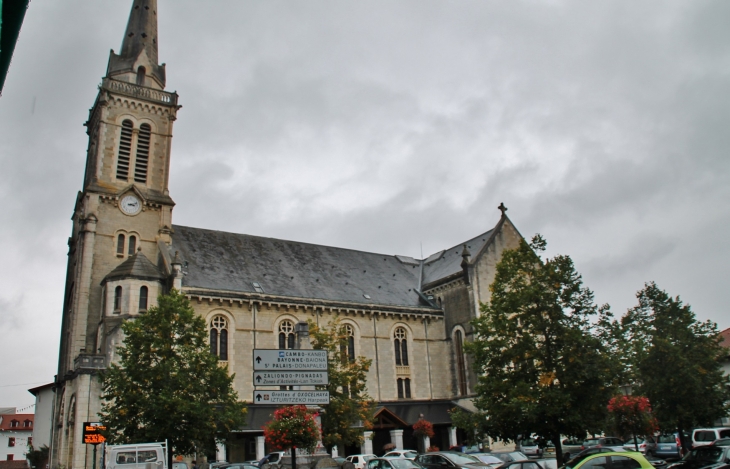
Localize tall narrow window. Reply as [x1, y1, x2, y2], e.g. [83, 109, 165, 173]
[210, 316, 228, 361]
[8, 438, 15, 447]
[114, 286, 122, 312]
[394, 327, 408, 366]
[117, 234, 125, 255]
[404, 378, 411, 398]
[134, 123, 151, 183]
[136, 66, 146, 86]
[138, 286, 148, 311]
[455, 330, 467, 395]
[340, 324, 355, 363]
[116, 120, 133, 180]
[397, 379, 404, 399]
[279, 320, 295, 350]
[128, 235, 137, 255]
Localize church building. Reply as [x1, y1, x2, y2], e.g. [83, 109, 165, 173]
[50, 2, 524, 468]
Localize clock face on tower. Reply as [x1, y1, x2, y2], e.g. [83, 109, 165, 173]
[120, 195, 141, 215]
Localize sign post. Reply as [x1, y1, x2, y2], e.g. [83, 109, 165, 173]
[83, 422, 107, 469]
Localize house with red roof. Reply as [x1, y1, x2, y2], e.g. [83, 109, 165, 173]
[0, 409, 33, 466]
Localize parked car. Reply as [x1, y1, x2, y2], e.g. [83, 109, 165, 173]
[622, 437, 656, 454]
[415, 452, 490, 469]
[219, 464, 259, 469]
[259, 452, 286, 467]
[172, 463, 189, 469]
[470, 454, 505, 468]
[497, 461, 543, 469]
[243, 462, 260, 467]
[692, 429, 730, 449]
[490, 452, 529, 464]
[348, 455, 378, 469]
[667, 446, 730, 469]
[384, 451, 419, 460]
[563, 448, 628, 468]
[519, 438, 543, 459]
[560, 438, 585, 461]
[570, 452, 653, 469]
[655, 434, 684, 460]
[582, 438, 625, 452]
[367, 458, 424, 469]
[711, 439, 730, 447]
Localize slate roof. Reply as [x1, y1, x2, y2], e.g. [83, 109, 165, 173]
[421, 228, 495, 286]
[103, 252, 164, 283]
[170, 225, 432, 309]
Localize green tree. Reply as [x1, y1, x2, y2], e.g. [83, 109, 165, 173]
[99, 290, 246, 462]
[309, 318, 375, 451]
[26, 445, 49, 469]
[621, 282, 730, 451]
[466, 235, 619, 465]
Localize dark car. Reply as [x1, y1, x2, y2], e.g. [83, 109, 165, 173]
[711, 439, 730, 448]
[667, 446, 730, 469]
[563, 448, 627, 468]
[367, 458, 424, 469]
[415, 452, 489, 469]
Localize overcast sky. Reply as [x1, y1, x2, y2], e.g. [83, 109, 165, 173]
[1, 0, 729, 407]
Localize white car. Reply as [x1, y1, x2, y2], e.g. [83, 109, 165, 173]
[383, 451, 419, 460]
[346, 454, 378, 469]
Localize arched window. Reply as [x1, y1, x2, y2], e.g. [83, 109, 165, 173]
[340, 324, 355, 363]
[210, 316, 228, 361]
[397, 378, 411, 399]
[139, 286, 148, 311]
[114, 286, 122, 312]
[117, 234, 125, 255]
[455, 330, 467, 395]
[136, 66, 146, 86]
[279, 320, 295, 350]
[116, 120, 133, 180]
[134, 123, 151, 183]
[128, 235, 137, 255]
[394, 327, 408, 366]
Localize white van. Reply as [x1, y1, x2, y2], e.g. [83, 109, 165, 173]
[106, 442, 168, 469]
[692, 428, 730, 448]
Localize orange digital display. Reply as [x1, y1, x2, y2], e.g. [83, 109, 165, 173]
[83, 422, 107, 445]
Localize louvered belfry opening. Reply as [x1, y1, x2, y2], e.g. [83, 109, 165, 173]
[134, 123, 151, 183]
[116, 120, 134, 180]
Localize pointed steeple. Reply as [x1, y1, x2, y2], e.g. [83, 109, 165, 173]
[106, 0, 166, 89]
[119, 0, 159, 65]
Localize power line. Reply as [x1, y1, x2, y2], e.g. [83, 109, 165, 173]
[0, 381, 48, 388]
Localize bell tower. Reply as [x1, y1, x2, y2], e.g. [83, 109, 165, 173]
[52, 2, 180, 468]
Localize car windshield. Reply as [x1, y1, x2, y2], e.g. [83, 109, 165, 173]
[583, 440, 599, 447]
[523, 439, 537, 446]
[364, 456, 376, 461]
[657, 435, 676, 444]
[685, 448, 724, 462]
[391, 460, 421, 469]
[444, 453, 481, 465]
[474, 456, 502, 464]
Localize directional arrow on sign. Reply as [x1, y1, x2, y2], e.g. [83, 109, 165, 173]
[256, 394, 262, 402]
[256, 375, 262, 383]
[256, 356, 262, 364]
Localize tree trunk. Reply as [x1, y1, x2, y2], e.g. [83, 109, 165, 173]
[552, 433, 563, 467]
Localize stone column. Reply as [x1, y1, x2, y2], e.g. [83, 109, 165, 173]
[448, 427, 458, 448]
[422, 436, 431, 453]
[390, 429, 404, 450]
[331, 446, 339, 458]
[256, 436, 265, 460]
[361, 431, 374, 455]
[216, 442, 226, 462]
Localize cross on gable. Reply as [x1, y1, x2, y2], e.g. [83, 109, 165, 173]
[498, 202, 508, 215]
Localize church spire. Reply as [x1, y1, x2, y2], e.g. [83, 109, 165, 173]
[106, 0, 166, 89]
[119, 0, 159, 65]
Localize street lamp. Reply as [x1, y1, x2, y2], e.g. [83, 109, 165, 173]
[619, 384, 638, 452]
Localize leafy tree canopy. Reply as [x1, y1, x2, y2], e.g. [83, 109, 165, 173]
[99, 290, 246, 458]
[621, 282, 730, 447]
[309, 318, 375, 451]
[466, 235, 619, 464]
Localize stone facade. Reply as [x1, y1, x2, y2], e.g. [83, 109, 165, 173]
[50, 1, 525, 468]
